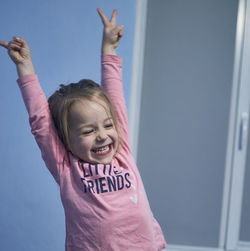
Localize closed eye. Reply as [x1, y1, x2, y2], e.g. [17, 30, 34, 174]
[104, 123, 113, 129]
[82, 129, 94, 135]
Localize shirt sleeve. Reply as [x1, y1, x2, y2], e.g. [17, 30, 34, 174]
[17, 74, 68, 185]
[101, 54, 132, 160]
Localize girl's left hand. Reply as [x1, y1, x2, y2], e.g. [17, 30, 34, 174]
[97, 8, 124, 54]
[0, 37, 32, 66]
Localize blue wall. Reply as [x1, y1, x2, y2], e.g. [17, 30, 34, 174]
[0, 1, 135, 250]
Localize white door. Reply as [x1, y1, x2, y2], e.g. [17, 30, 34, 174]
[129, 0, 250, 250]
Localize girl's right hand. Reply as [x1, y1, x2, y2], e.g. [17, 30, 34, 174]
[0, 37, 35, 77]
[97, 8, 124, 55]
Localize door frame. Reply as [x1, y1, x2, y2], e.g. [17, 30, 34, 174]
[225, 0, 250, 249]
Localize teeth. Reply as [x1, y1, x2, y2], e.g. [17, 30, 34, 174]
[93, 145, 109, 153]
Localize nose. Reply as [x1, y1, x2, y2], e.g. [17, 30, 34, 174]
[96, 128, 108, 142]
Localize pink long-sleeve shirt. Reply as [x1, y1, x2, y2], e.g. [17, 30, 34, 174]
[17, 54, 167, 251]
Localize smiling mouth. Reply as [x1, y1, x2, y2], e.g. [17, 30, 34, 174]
[91, 144, 112, 156]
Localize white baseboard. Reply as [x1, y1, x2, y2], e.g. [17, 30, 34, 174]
[237, 241, 250, 251]
[164, 245, 224, 251]
[162, 241, 250, 251]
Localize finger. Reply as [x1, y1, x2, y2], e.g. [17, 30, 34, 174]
[0, 40, 9, 49]
[13, 36, 29, 49]
[10, 40, 22, 47]
[110, 9, 117, 26]
[118, 29, 124, 38]
[97, 8, 109, 26]
[113, 25, 124, 36]
[9, 43, 21, 51]
[119, 25, 124, 35]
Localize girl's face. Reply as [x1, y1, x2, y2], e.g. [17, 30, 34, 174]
[68, 99, 118, 164]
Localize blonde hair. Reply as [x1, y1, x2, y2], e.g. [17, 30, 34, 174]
[48, 79, 122, 152]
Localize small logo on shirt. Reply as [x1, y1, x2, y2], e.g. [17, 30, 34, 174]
[129, 194, 138, 204]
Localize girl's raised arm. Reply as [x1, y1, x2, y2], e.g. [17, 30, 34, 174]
[98, 9, 133, 159]
[0, 37, 66, 184]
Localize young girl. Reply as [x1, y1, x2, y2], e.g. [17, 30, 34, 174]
[0, 8, 167, 251]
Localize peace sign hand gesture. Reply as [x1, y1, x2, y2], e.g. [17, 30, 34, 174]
[97, 8, 124, 55]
